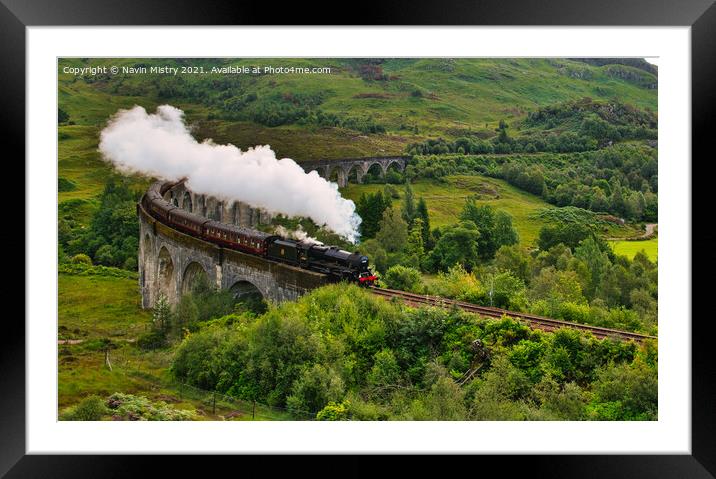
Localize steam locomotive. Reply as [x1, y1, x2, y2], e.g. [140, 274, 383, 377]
[141, 181, 378, 285]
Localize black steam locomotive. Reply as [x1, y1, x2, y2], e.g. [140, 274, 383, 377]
[141, 181, 377, 285]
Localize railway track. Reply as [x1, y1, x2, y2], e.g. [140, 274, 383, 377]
[368, 287, 656, 343]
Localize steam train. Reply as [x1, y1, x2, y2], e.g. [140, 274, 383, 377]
[141, 181, 378, 285]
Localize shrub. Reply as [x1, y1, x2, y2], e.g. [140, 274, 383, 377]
[383, 265, 423, 292]
[62, 395, 108, 421]
[429, 264, 485, 303]
[286, 365, 345, 417]
[106, 392, 196, 421]
[71, 253, 92, 265]
[316, 401, 350, 420]
[58, 177, 77, 192]
[136, 330, 167, 351]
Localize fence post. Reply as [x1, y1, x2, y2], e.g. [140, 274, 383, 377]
[212, 391, 216, 415]
[252, 400, 256, 420]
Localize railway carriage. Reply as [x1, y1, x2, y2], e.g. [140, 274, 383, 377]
[168, 207, 208, 236]
[141, 180, 377, 286]
[202, 220, 278, 256]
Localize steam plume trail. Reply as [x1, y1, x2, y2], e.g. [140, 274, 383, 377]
[98, 105, 361, 242]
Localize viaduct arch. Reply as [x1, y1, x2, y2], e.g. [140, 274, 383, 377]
[302, 156, 409, 187]
[138, 187, 332, 309]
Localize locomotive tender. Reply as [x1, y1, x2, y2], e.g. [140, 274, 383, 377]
[141, 181, 378, 285]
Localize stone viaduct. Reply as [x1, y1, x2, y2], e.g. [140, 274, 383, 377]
[163, 182, 273, 229]
[300, 156, 409, 187]
[138, 185, 332, 309]
[138, 156, 409, 309]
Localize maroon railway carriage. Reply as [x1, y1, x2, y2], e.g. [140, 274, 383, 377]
[202, 220, 278, 256]
[140, 180, 377, 286]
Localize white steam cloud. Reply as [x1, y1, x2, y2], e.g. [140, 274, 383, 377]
[273, 225, 323, 245]
[99, 105, 361, 242]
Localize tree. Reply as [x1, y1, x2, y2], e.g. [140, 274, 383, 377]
[493, 210, 520, 250]
[484, 271, 527, 310]
[356, 191, 391, 239]
[588, 358, 657, 420]
[423, 376, 467, 420]
[494, 245, 532, 283]
[94, 244, 114, 266]
[67, 178, 141, 269]
[427, 221, 481, 272]
[173, 276, 238, 334]
[574, 237, 612, 299]
[383, 265, 423, 292]
[416, 197, 432, 249]
[589, 189, 610, 212]
[468, 355, 533, 420]
[367, 349, 403, 397]
[536, 378, 587, 420]
[537, 222, 594, 251]
[401, 183, 416, 228]
[286, 364, 345, 417]
[359, 238, 388, 273]
[609, 183, 627, 218]
[316, 401, 350, 420]
[405, 218, 426, 265]
[529, 268, 587, 314]
[431, 264, 485, 303]
[376, 207, 408, 253]
[152, 293, 172, 336]
[495, 119, 511, 144]
[460, 200, 518, 260]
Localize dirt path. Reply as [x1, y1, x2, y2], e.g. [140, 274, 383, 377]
[643, 223, 657, 238]
[608, 223, 657, 241]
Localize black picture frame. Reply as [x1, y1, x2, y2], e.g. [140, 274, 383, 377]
[5, 0, 715, 476]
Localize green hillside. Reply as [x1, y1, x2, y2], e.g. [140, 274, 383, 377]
[57, 59, 659, 421]
[342, 175, 553, 246]
[58, 57, 657, 225]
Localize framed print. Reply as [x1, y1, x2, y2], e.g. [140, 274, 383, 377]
[7, 0, 716, 476]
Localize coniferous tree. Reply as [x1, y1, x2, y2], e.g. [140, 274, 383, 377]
[416, 197, 431, 249]
[401, 183, 416, 228]
[376, 207, 408, 254]
[152, 292, 172, 336]
[405, 218, 425, 265]
[356, 191, 392, 239]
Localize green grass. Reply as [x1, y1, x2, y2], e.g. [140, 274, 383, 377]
[343, 175, 558, 247]
[343, 175, 643, 248]
[206, 121, 414, 161]
[58, 269, 292, 419]
[59, 272, 151, 339]
[58, 57, 657, 225]
[609, 238, 658, 261]
[59, 57, 657, 148]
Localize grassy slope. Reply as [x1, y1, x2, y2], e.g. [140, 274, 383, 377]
[342, 174, 644, 248]
[58, 58, 657, 225]
[342, 175, 551, 247]
[60, 58, 657, 133]
[58, 273, 150, 339]
[58, 271, 290, 419]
